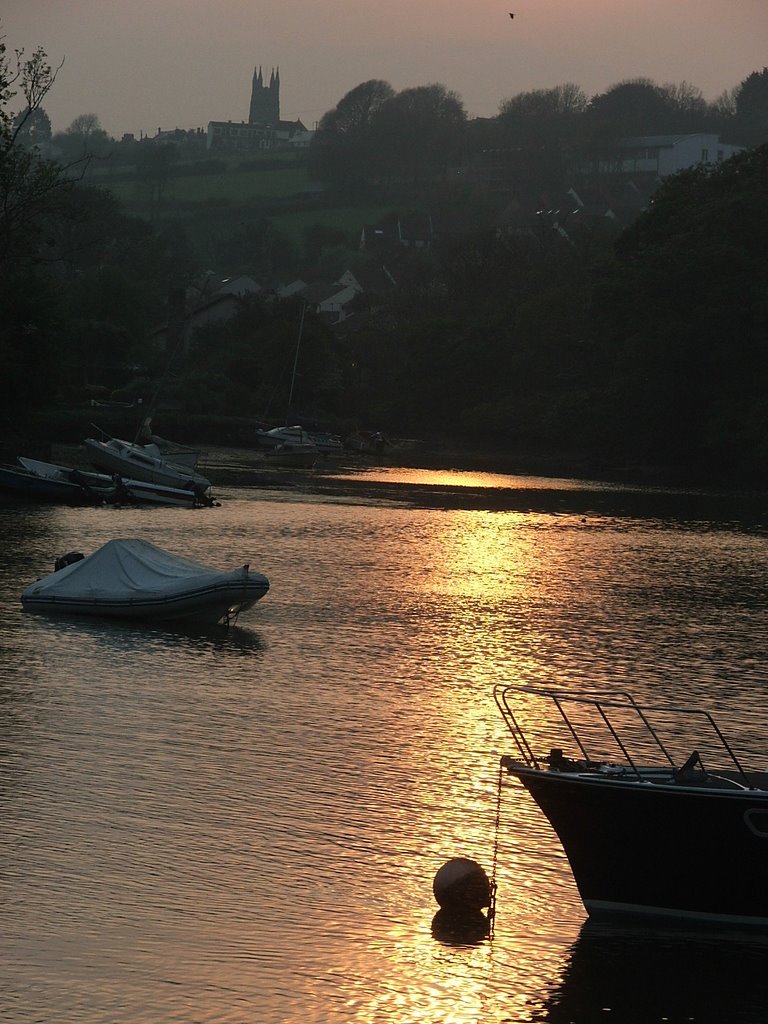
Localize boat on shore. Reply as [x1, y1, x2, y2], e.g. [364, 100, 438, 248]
[21, 538, 269, 626]
[84, 435, 212, 491]
[0, 460, 108, 504]
[494, 683, 768, 928]
[256, 424, 342, 457]
[18, 457, 215, 508]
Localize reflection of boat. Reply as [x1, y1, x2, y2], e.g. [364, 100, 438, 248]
[18, 457, 215, 508]
[21, 539, 269, 626]
[263, 438, 318, 469]
[541, 919, 768, 1023]
[83, 436, 212, 491]
[495, 684, 768, 927]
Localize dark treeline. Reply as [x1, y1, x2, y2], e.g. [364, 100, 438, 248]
[307, 72, 768, 194]
[2, 29, 768, 484]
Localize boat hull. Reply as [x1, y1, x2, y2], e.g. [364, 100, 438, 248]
[22, 577, 268, 624]
[0, 463, 92, 503]
[513, 765, 768, 926]
[19, 457, 206, 508]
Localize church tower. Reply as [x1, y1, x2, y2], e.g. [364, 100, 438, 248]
[249, 66, 280, 125]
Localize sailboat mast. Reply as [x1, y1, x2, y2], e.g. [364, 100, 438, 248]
[285, 302, 306, 426]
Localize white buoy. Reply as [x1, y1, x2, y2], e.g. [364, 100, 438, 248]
[433, 857, 492, 912]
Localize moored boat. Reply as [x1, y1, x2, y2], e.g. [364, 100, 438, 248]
[21, 538, 269, 625]
[494, 683, 768, 927]
[256, 424, 342, 457]
[0, 461, 102, 504]
[18, 457, 215, 508]
[84, 435, 212, 491]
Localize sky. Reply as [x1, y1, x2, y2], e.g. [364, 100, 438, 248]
[3, 0, 767, 138]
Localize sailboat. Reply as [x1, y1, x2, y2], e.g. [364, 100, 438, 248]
[83, 315, 212, 491]
[83, 432, 213, 491]
[255, 303, 322, 468]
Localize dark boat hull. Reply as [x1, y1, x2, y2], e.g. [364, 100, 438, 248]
[0, 464, 88, 503]
[516, 768, 768, 926]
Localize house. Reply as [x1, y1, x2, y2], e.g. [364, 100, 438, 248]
[206, 118, 307, 151]
[296, 280, 361, 324]
[612, 134, 745, 177]
[277, 270, 392, 328]
[289, 130, 315, 149]
[277, 280, 308, 299]
[152, 275, 263, 354]
[214, 275, 262, 298]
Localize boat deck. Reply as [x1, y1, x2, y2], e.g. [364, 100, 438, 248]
[494, 684, 765, 792]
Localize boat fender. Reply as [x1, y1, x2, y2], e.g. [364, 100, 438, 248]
[433, 857, 492, 912]
[54, 551, 85, 572]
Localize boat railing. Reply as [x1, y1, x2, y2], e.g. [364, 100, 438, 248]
[493, 683, 752, 786]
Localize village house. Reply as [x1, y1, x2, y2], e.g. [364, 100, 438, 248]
[610, 133, 745, 177]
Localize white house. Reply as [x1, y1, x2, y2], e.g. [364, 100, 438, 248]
[615, 134, 745, 177]
[206, 118, 307, 151]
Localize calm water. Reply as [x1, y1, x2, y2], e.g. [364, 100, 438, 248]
[2, 458, 768, 1023]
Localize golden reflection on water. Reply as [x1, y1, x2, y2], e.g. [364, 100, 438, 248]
[327, 465, 596, 491]
[322, 504, 583, 1024]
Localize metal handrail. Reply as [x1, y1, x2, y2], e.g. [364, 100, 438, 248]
[493, 683, 754, 787]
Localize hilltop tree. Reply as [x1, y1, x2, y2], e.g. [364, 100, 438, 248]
[0, 36, 72, 265]
[309, 79, 395, 188]
[53, 111, 112, 165]
[734, 68, 768, 144]
[0, 33, 71, 410]
[661, 80, 711, 131]
[497, 83, 588, 189]
[586, 78, 673, 137]
[373, 83, 467, 183]
[12, 104, 51, 148]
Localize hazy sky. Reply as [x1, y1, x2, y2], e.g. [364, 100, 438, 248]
[3, 0, 767, 137]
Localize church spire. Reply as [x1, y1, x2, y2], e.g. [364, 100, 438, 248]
[249, 62, 281, 125]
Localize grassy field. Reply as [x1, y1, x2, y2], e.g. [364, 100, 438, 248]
[106, 165, 313, 204]
[91, 152, 396, 262]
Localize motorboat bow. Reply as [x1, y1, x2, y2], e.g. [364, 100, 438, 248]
[494, 683, 768, 928]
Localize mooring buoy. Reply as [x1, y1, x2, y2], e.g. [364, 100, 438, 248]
[433, 857, 492, 912]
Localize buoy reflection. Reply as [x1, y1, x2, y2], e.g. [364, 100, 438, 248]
[431, 908, 492, 947]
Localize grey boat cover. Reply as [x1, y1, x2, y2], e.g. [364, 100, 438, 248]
[22, 538, 259, 603]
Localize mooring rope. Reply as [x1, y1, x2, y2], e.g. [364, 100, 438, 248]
[488, 757, 505, 935]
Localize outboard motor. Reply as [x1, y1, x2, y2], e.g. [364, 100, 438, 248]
[54, 551, 85, 572]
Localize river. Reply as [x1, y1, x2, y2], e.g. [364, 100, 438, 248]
[2, 455, 768, 1023]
